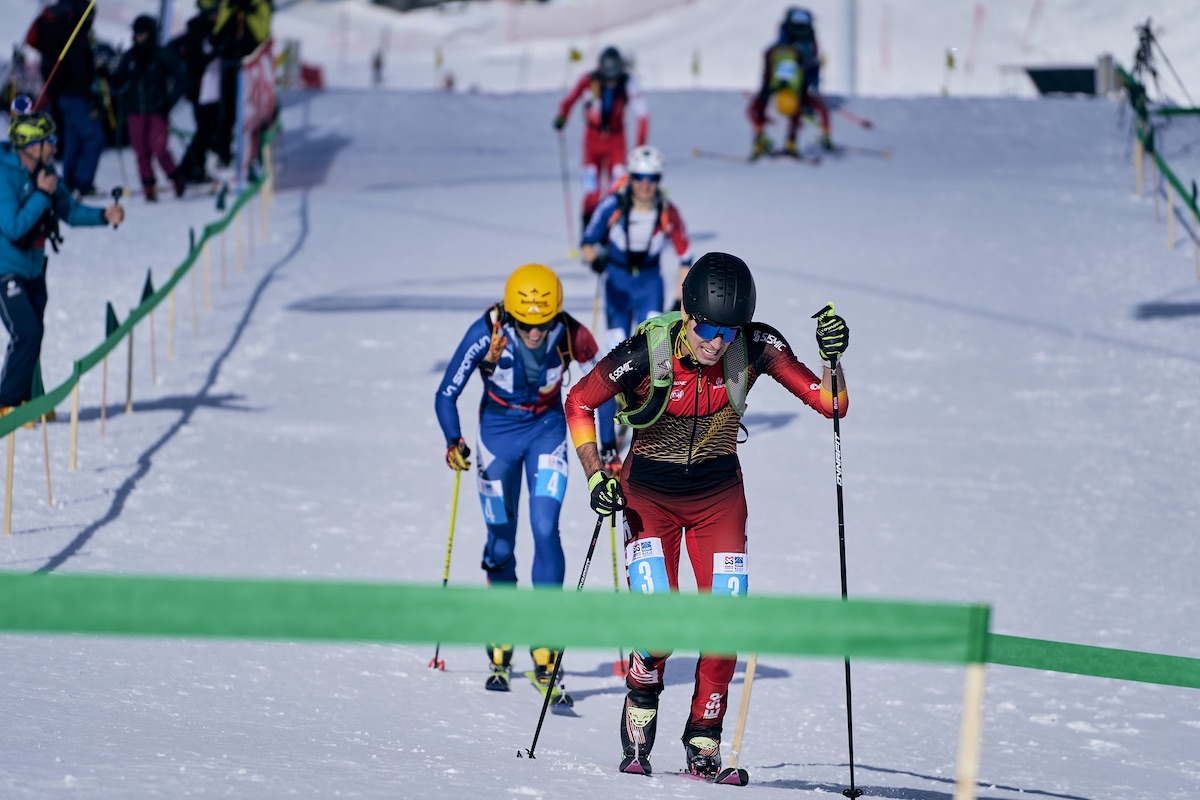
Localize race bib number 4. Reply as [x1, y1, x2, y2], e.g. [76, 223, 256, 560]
[534, 453, 568, 502]
[477, 476, 508, 525]
[626, 538, 669, 595]
[711, 552, 748, 597]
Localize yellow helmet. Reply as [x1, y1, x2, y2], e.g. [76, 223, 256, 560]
[774, 88, 800, 117]
[504, 263, 562, 326]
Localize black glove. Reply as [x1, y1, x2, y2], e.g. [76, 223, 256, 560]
[812, 304, 849, 361]
[553, 114, 566, 130]
[586, 244, 608, 274]
[445, 438, 471, 471]
[599, 445, 622, 477]
[588, 471, 625, 517]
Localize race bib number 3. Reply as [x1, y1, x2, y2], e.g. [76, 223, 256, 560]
[711, 552, 748, 597]
[626, 538, 669, 595]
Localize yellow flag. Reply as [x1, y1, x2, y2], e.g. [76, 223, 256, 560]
[691, 49, 700, 76]
[435, 45, 444, 69]
[945, 49, 956, 70]
[568, 46, 582, 62]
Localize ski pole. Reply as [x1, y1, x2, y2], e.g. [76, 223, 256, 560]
[98, 76, 132, 195]
[428, 470, 462, 671]
[590, 272, 603, 339]
[33, 0, 97, 110]
[109, 187, 123, 230]
[713, 653, 756, 785]
[835, 106, 874, 130]
[812, 302, 863, 799]
[610, 514, 627, 676]
[519, 512, 605, 759]
[556, 130, 578, 259]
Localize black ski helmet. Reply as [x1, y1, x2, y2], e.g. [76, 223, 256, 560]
[681, 252, 757, 327]
[598, 46, 623, 80]
[133, 14, 158, 36]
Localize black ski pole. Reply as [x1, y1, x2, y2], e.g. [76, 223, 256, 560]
[831, 351, 862, 799]
[518, 513, 605, 759]
[813, 303, 862, 799]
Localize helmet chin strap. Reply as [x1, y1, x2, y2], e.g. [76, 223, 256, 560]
[674, 318, 702, 365]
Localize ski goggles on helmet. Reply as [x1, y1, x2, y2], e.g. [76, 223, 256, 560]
[630, 173, 660, 184]
[689, 313, 740, 341]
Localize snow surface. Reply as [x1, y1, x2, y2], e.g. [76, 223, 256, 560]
[3, 0, 1200, 798]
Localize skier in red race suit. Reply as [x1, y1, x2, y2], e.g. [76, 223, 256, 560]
[563, 252, 850, 779]
[554, 46, 649, 231]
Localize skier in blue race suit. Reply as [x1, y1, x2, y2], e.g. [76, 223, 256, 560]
[579, 145, 691, 476]
[434, 263, 600, 691]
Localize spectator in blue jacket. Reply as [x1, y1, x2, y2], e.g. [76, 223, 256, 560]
[0, 103, 124, 414]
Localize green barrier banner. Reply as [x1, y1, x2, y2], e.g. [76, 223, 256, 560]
[987, 634, 1200, 690]
[0, 573, 990, 664]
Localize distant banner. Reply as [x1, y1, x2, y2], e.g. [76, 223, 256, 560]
[235, 38, 277, 190]
[0, 573, 990, 665]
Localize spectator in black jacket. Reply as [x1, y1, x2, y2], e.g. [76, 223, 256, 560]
[24, 0, 107, 197]
[170, 0, 223, 183]
[110, 15, 187, 200]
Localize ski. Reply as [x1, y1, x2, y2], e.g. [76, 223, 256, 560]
[485, 666, 511, 692]
[524, 670, 576, 715]
[692, 147, 820, 166]
[822, 144, 893, 160]
[671, 767, 750, 786]
[618, 754, 652, 775]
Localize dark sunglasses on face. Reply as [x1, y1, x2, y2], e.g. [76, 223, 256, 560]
[515, 318, 555, 334]
[690, 315, 739, 342]
[630, 173, 660, 184]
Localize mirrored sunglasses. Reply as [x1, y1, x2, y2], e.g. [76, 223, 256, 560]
[630, 173, 660, 183]
[690, 316, 739, 341]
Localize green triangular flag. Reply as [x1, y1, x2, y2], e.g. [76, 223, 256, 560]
[141, 269, 155, 302]
[31, 361, 45, 399]
[105, 302, 120, 336]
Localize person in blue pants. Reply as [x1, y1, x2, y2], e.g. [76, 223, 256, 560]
[580, 145, 692, 474]
[434, 263, 600, 690]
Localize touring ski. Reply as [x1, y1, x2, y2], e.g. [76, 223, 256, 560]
[524, 670, 575, 712]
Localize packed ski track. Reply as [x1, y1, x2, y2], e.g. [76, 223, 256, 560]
[3, 1, 1200, 793]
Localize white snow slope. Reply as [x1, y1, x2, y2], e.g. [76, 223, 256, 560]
[2, 1, 1200, 799]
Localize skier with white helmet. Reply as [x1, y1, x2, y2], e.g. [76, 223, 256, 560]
[579, 144, 691, 475]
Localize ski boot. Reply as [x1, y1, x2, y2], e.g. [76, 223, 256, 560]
[683, 729, 722, 779]
[750, 132, 773, 160]
[819, 132, 835, 151]
[618, 689, 659, 775]
[484, 643, 513, 691]
[783, 137, 800, 157]
[530, 647, 562, 685]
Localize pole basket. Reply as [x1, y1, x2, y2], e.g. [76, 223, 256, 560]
[427, 656, 446, 671]
[612, 658, 629, 677]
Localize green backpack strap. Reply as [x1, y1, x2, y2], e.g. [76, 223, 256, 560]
[723, 333, 749, 417]
[616, 312, 680, 429]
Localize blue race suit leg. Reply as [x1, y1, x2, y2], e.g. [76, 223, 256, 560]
[523, 414, 569, 585]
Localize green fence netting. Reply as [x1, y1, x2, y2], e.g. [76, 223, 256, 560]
[0, 573, 990, 664]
